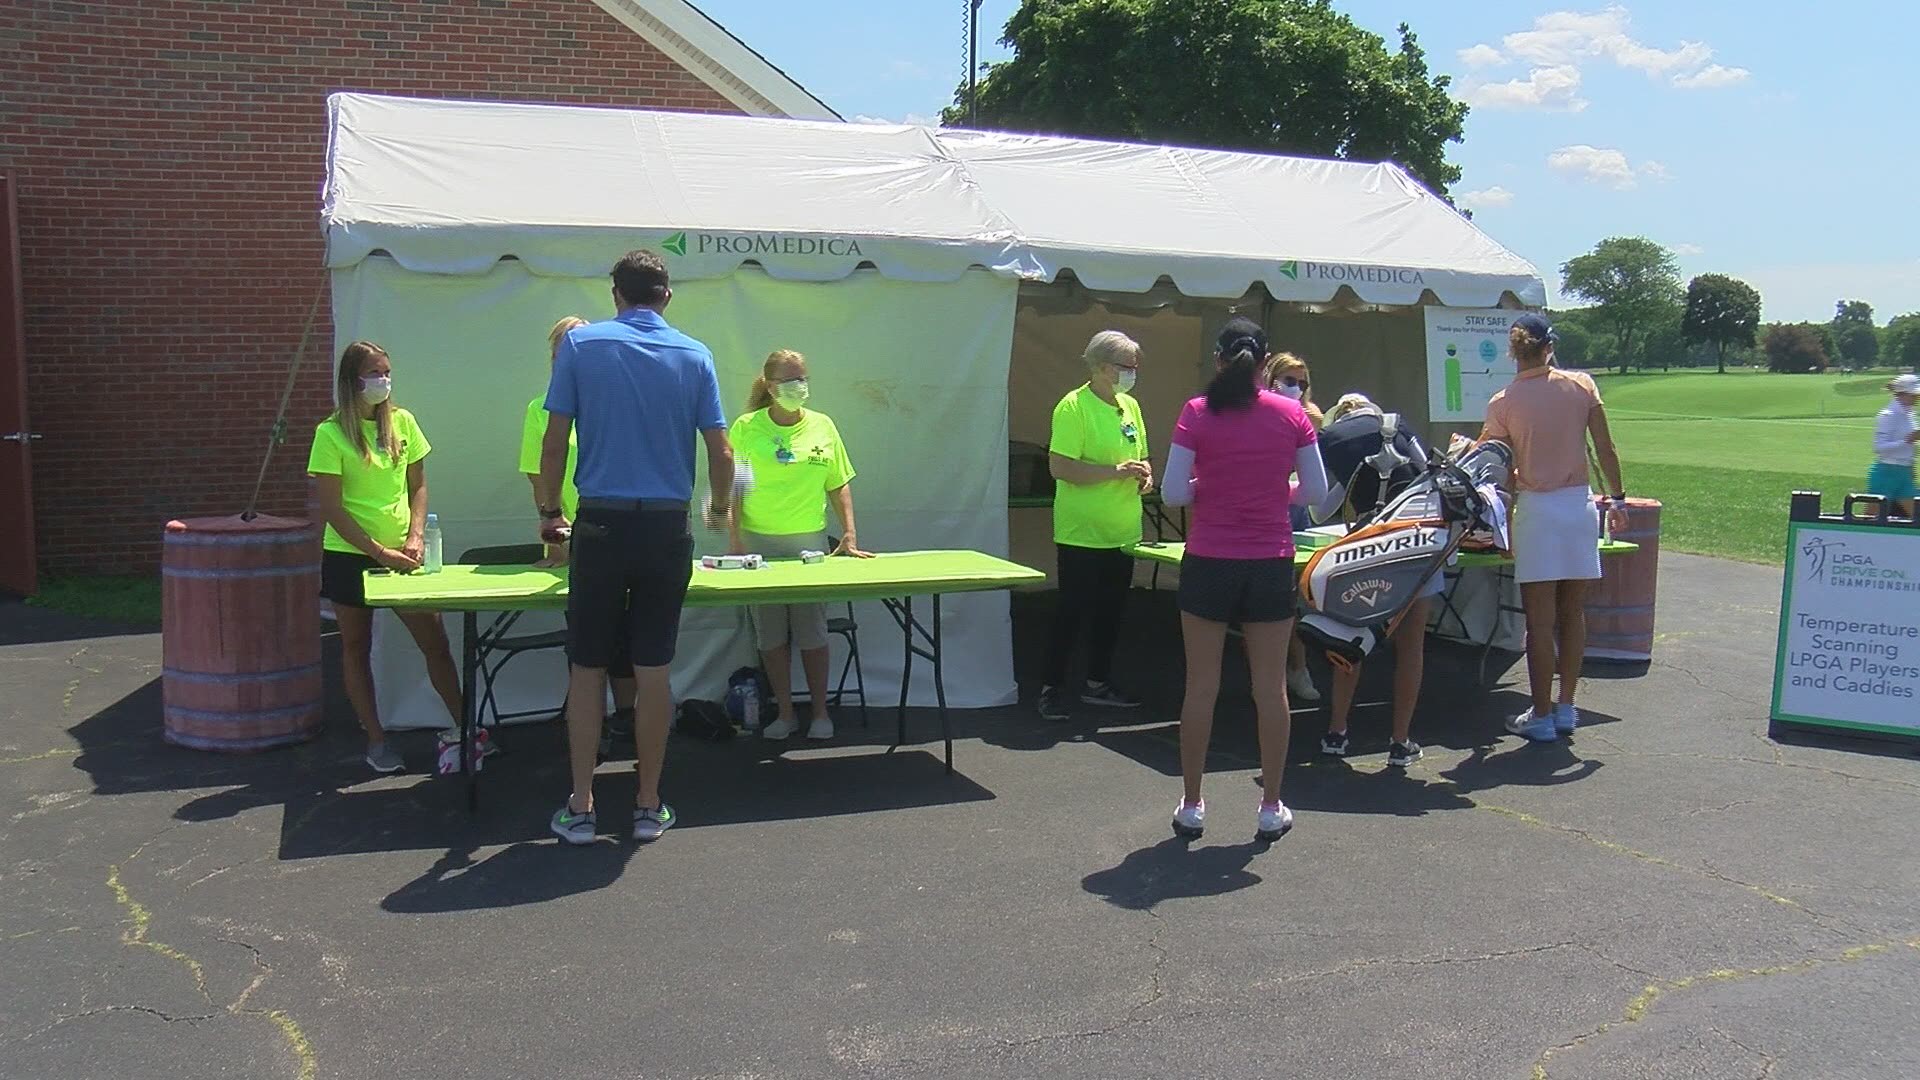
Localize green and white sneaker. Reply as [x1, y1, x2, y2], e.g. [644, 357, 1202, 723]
[549, 803, 597, 845]
[633, 803, 677, 843]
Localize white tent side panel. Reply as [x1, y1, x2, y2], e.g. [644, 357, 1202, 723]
[331, 259, 1021, 725]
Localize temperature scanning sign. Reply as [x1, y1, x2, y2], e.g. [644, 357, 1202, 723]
[1423, 308, 1517, 423]
[1772, 522, 1920, 737]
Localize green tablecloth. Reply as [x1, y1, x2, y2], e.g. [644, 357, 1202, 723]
[361, 550, 1046, 612]
[1125, 538, 1638, 568]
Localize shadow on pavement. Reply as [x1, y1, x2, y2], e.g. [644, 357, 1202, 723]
[1082, 835, 1265, 910]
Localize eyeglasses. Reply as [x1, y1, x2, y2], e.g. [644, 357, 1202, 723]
[1277, 375, 1309, 390]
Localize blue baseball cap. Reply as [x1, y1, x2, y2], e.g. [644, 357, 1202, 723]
[1513, 313, 1558, 344]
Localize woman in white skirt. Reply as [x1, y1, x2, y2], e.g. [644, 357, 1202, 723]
[1481, 314, 1627, 742]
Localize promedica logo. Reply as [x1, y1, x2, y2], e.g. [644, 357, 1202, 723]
[661, 232, 864, 258]
[1277, 260, 1425, 286]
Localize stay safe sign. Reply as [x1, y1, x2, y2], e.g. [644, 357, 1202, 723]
[1771, 521, 1920, 737]
[1423, 307, 1520, 423]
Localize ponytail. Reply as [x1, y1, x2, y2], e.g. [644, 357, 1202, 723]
[746, 375, 774, 412]
[1206, 317, 1265, 413]
[747, 348, 806, 411]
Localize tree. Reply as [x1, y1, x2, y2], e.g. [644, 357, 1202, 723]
[1680, 274, 1762, 374]
[1832, 299, 1879, 368]
[1553, 320, 1593, 368]
[947, 0, 1470, 199]
[1764, 323, 1830, 374]
[1637, 303, 1686, 370]
[1834, 300, 1875, 328]
[1834, 323, 1880, 368]
[1560, 238, 1683, 375]
[1885, 313, 1920, 369]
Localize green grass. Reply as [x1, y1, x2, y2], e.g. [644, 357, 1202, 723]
[26, 575, 163, 626]
[1590, 371, 1895, 565]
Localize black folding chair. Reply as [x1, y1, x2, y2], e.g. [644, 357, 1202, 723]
[458, 544, 568, 736]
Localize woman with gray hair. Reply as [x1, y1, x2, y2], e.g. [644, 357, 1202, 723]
[1038, 330, 1152, 722]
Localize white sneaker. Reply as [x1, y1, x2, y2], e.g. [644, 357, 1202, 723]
[762, 716, 799, 740]
[1287, 666, 1320, 703]
[806, 715, 834, 740]
[1256, 801, 1294, 842]
[1172, 800, 1206, 838]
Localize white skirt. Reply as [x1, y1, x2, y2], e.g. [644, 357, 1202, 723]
[1512, 485, 1601, 584]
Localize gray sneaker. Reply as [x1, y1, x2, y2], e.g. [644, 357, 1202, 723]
[550, 803, 597, 845]
[633, 803, 677, 843]
[365, 743, 405, 774]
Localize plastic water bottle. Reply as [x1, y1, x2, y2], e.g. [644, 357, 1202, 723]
[423, 513, 443, 574]
[738, 679, 760, 733]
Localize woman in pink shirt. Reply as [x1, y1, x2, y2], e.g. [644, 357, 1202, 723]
[1161, 319, 1328, 842]
[1480, 314, 1627, 742]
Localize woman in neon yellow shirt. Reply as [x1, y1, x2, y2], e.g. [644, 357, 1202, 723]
[308, 341, 463, 774]
[519, 315, 638, 745]
[1039, 331, 1151, 723]
[727, 349, 869, 741]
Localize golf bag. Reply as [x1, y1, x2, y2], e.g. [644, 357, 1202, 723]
[1298, 440, 1513, 670]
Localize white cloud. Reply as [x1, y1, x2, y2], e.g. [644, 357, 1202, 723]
[1461, 65, 1588, 111]
[1457, 186, 1517, 210]
[1672, 63, 1750, 89]
[1673, 243, 1705, 256]
[1458, 44, 1505, 68]
[1502, 6, 1712, 75]
[1546, 145, 1670, 189]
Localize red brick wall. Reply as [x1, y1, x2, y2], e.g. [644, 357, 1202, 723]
[0, 0, 743, 574]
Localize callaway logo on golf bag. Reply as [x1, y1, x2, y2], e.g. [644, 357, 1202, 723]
[1298, 440, 1513, 671]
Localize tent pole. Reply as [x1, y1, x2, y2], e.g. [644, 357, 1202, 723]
[968, 0, 982, 125]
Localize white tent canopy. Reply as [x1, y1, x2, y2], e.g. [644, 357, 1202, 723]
[324, 93, 1544, 306]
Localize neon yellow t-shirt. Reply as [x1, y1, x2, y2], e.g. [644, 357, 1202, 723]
[730, 408, 855, 536]
[518, 396, 578, 519]
[307, 408, 431, 554]
[1048, 384, 1146, 549]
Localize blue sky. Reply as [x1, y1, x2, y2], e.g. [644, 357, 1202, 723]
[694, 1, 1919, 324]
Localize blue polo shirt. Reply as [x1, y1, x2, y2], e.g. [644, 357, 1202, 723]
[544, 307, 726, 502]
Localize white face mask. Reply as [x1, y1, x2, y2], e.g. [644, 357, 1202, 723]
[1275, 383, 1304, 401]
[1112, 368, 1138, 394]
[359, 376, 392, 405]
[773, 379, 809, 408]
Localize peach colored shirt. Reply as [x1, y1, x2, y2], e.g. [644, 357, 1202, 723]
[1483, 366, 1602, 492]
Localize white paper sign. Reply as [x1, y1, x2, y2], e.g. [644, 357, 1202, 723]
[1423, 307, 1521, 422]
[1772, 522, 1920, 736]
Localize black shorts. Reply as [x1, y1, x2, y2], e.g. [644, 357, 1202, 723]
[320, 550, 378, 608]
[566, 507, 694, 670]
[1177, 554, 1298, 624]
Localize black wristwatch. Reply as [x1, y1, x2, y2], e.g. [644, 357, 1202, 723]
[539, 505, 564, 519]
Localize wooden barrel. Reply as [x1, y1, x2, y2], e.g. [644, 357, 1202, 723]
[162, 514, 322, 751]
[1585, 497, 1661, 662]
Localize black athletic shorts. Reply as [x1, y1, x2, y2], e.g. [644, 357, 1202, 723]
[1177, 553, 1298, 624]
[320, 550, 379, 609]
[566, 506, 694, 670]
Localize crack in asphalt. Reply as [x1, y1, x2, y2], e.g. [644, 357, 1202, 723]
[88, 857, 318, 1080]
[0, 1004, 216, 1046]
[1530, 936, 1920, 1079]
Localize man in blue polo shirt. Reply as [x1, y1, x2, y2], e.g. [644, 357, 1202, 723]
[537, 248, 733, 845]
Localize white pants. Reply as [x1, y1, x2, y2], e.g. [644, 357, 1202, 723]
[1512, 486, 1601, 584]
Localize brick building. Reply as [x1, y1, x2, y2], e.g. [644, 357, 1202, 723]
[0, 0, 835, 584]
